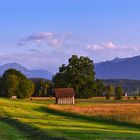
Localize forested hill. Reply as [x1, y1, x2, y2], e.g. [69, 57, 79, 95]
[95, 55, 140, 80]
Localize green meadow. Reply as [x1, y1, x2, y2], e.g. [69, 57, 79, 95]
[0, 98, 140, 140]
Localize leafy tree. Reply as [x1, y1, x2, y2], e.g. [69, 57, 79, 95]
[115, 86, 123, 100]
[53, 55, 96, 98]
[95, 79, 104, 96]
[3, 68, 26, 79]
[1, 74, 19, 97]
[0, 69, 34, 99]
[104, 85, 115, 99]
[17, 79, 34, 98]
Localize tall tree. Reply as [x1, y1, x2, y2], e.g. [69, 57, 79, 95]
[53, 55, 96, 98]
[17, 79, 34, 98]
[95, 79, 104, 96]
[104, 85, 115, 99]
[2, 74, 19, 97]
[115, 86, 123, 100]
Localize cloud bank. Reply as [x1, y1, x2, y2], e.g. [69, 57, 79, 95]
[18, 32, 139, 53]
[2, 32, 136, 72]
[86, 41, 139, 52]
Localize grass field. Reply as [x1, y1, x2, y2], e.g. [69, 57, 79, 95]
[48, 98, 140, 124]
[0, 97, 140, 140]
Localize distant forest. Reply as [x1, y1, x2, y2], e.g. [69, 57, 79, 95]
[102, 79, 140, 95]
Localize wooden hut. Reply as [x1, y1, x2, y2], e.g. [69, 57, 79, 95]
[55, 88, 75, 104]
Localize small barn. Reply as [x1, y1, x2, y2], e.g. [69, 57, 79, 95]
[55, 88, 75, 104]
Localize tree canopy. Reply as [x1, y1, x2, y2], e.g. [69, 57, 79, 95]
[53, 55, 96, 98]
[0, 69, 34, 98]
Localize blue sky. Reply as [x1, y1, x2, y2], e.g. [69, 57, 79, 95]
[1, 0, 140, 72]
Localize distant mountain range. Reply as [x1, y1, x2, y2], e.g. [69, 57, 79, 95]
[95, 55, 140, 80]
[1, 55, 140, 80]
[0, 63, 53, 80]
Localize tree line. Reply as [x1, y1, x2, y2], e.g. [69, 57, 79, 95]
[102, 79, 140, 96]
[0, 55, 124, 99]
[0, 69, 53, 99]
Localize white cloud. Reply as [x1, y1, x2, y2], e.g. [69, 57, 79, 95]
[86, 41, 139, 52]
[104, 41, 116, 49]
[86, 41, 117, 51]
[131, 46, 139, 52]
[47, 38, 62, 48]
[18, 32, 72, 48]
[86, 44, 104, 50]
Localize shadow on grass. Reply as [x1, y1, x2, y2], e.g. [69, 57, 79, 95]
[0, 116, 68, 140]
[38, 107, 140, 130]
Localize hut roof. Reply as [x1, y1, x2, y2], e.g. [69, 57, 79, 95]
[55, 88, 75, 97]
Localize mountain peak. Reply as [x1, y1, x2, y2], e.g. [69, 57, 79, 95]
[112, 57, 120, 61]
[0, 63, 53, 80]
[95, 55, 140, 80]
[111, 57, 126, 63]
[2, 63, 27, 70]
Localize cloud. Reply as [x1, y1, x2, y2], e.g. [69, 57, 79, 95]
[86, 41, 139, 52]
[47, 38, 62, 48]
[104, 42, 116, 49]
[86, 44, 104, 50]
[18, 32, 72, 48]
[29, 49, 40, 52]
[133, 47, 139, 51]
[86, 41, 116, 51]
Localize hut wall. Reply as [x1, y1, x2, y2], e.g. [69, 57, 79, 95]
[57, 96, 75, 104]
[72, 96, 75, 104]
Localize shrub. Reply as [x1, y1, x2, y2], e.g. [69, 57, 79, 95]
[134, 96, 138, 100]
[106, 93, 111, 99]
[127, 96, 130, 100]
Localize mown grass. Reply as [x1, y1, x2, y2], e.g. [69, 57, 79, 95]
[0, 97, 140, 140]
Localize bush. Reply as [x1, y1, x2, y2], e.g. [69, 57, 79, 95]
[134, 96, 138, 100]
[105, 93, 111, 99]
[127, 96, 130, 100]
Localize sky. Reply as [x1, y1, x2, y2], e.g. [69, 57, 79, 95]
[1, 0, 140, 72]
